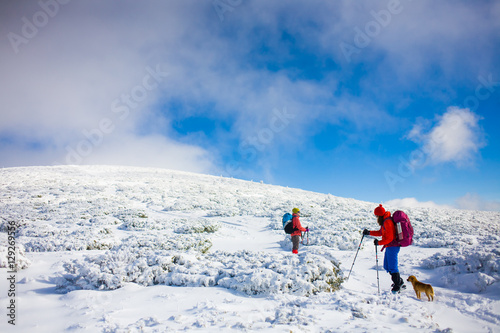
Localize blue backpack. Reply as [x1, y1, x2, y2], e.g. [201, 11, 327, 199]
[282, 213, 297, 234]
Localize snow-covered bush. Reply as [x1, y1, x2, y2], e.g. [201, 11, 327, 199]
[174, 219, 220, 234]
[422, 247, 500, 292]
[22, 226, 118, 252]
[57, 248, 343, 296]
[0, 245, 31, 270]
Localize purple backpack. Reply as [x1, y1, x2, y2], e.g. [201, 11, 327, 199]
[390, 210, 413, 247]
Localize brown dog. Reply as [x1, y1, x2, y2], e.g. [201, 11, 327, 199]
[407, 275, 434, 301]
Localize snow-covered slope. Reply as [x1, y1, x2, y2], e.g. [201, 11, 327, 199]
[1, 165, 499, 332]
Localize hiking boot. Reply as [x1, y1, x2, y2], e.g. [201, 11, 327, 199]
[391, 273, 405, 293]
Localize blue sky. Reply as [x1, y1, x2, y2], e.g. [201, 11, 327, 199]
[1, 0, 499, 210]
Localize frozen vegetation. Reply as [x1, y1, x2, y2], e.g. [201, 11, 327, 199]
[0, 165, 499, 332]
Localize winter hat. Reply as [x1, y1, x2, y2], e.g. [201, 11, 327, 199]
[374, 204, 385, 216]
[292, 208, 300, 214]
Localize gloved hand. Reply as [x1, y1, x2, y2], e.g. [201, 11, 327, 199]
[374, 239, 379, 246]
[305, 227, 309, 232]
[363, 229, 370, 236]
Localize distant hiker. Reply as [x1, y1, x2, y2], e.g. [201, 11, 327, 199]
[363, 204, 405, 293]
[291, 208, 307, 254]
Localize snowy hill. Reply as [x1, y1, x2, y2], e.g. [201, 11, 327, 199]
[1, 165, 499, 332]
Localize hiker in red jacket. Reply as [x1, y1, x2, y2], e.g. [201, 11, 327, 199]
[291, 208, 307, 254]
[363, 204, 405, 293]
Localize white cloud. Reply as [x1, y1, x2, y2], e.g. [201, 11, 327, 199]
[455, 193, 500, 212]
[408, 107, 485, 167]
[385, 197, 453, 210]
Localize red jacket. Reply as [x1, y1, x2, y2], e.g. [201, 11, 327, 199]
[369, 211, 396, 248]
[291, 213, 306, 236]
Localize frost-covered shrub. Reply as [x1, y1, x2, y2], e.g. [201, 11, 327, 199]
[268, 306, 311, 326]
[22, 227, 117, 252]
[423, 248, 499, 276]
[116, 210, 157, 230]
[119, 234, 213, 253]
[57, 249, 343, 296]
[174, 219, 220, 234]
[303, 231, 363, 251]
[406, 209, 500, 249]
[422, 247, 500, 292]
[0, 245, 31, 270]
[212, 250, 343, 295]
[206, 209, 239, 217]
[415, 228, 481, 248]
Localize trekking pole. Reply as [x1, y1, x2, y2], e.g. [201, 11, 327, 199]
[375, 242, 380, 295]
[346, 234, 364, 281]
[306, 230, 309, 245]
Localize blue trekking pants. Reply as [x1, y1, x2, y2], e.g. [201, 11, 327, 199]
[383, 246, 400, 274]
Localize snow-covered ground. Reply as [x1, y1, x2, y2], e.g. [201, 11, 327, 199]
[1, 165, 499, 332]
